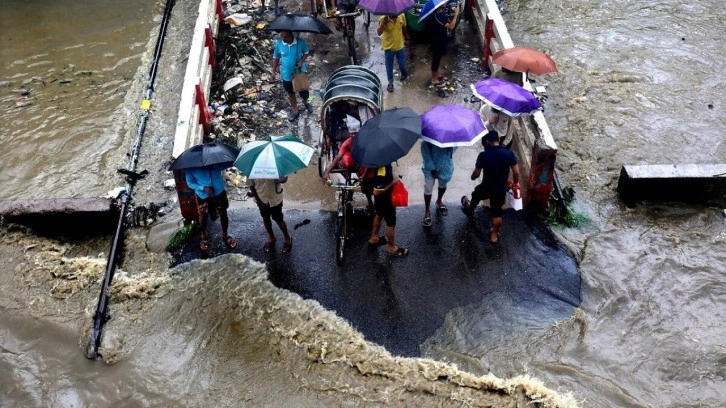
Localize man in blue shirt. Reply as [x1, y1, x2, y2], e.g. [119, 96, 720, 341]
[185, 165, 237, 251]
[271, 30, 312, 122]
[461, 131, 520, 244]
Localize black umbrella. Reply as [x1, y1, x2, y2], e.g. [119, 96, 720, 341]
[266, 13, 333, 34]
[168, 142, 241, 171]
[351, 107, 422, 168]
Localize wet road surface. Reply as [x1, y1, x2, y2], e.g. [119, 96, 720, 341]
[172, 203, 580, 357]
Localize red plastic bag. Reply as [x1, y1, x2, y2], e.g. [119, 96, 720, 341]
[391, 181, 408, 207]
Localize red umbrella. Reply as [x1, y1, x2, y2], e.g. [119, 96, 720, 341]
[492, 47, 558, 76]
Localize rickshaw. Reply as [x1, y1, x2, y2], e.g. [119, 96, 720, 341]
[317, 65, 383, 265]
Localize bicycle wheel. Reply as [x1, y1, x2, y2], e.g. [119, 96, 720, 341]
[363, 11, 371, 29]
[335, 210, 346, 265]
[318, 143, 329, 178]
[347, 34, 358, 65]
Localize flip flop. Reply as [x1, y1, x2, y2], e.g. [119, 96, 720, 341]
[199, 239, 209, 251]
[387, 247, 409, 257]
[263, 240, 275, 253]
[489, 228, 501, 245]
[368, 236, 387, 247]
[224, 235, 238, 249]
[423, 216, 432, 227]
[387, 83, 394, 92]
[461, 196, 473, 217]
[436, 203, 448, 216]
[282, 237, 293, 253]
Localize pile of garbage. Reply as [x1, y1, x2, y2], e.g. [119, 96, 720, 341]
[208, 1, 293, 146]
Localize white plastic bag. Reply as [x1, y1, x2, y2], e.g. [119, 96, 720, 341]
[506, 184, 523, 211]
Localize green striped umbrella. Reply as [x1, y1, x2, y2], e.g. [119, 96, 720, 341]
[234, 135, 314, 179]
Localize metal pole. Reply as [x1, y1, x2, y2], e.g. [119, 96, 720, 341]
[85, 0, 176, 360]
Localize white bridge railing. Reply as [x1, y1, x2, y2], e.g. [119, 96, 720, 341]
[172, 0, 223, 159]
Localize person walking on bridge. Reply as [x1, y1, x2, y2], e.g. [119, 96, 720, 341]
[421, 140, 455, 227]
[377, 13, 409, 92]
[271, 30, 313, 122]
[461, 130, 520, 244]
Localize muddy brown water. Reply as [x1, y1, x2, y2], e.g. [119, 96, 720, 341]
[1, 0, 725, 407]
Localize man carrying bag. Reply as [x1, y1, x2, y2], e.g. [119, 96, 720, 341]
[272, 30, 313, 122]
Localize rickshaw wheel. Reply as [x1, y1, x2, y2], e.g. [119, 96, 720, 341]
[363, 11, 371, 28]
[318, 144, 330, 178]
[335, 214, 345, 265]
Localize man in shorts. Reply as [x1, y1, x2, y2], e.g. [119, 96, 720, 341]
[247, 177, 293, 254]
[186, 165, 238, 252]
[369, 164, 408, 256]
[461, 130, 520, 244]
[421, 140, 456, 227]
[271, 30, 313, 122]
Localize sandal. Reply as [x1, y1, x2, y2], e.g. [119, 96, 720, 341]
[282, 237, 293, 253]
[263, 240, 275, 253]
[224, 235, 238, 249]
[461, 196, 472, 216]
[489, 228, 500, 245]
[387, 83, 394, 92]
[199, 239, 209, 251]
[422, 216, 432, 227]
[387, 247, 409, 257]
[368, 236, 387, 247]
[436, 203, 448, 216]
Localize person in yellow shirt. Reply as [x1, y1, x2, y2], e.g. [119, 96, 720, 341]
[377, 14, 409, 93]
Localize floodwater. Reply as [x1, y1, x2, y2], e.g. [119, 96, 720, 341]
[1, 0, 725, 407]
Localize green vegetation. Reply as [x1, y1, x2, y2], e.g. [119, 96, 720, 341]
[544, 205, 589, 228]
[165, 221, 197, 252]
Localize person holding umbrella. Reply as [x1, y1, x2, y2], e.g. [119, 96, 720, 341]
[480, 102, 512, 147]
[185, 164, 238, 251]
[246, 177, 293, 254]
[419, 104, 487, 227]
[376, 13, 409, 92]
[460, 130, 520, 245]
[271, 30, 313, 122]
[428, 2, 459, 88]
[169, 142, 241, 252]
[234, 135, 314, 254]
[349, 107, 421, 256]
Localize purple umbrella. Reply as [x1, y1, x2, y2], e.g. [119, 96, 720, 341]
[420, 105, 487, 147]
[358, 0, 415, 16]
[470, 78, 541, 117]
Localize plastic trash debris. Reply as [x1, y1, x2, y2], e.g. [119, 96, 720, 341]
[225, 13, 252, 27]
[104, 187, 127, 199]
[223, 77, 244, 92]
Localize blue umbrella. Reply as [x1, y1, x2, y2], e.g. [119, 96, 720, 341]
[420, 105, 487, 148]
[358, 0, 414, 16]
[418, 0, 450, 23]
[470, 78, 542, 117]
